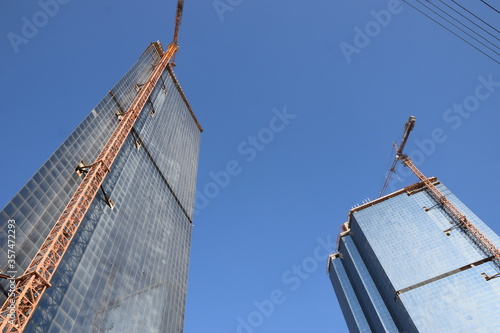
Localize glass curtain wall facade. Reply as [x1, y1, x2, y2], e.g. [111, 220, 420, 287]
[0, 42, 202, 332]
[328, 179, 500, 333]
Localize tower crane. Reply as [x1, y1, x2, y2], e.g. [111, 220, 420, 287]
[381, 116, 500, 271]
[379, 116, 415, 197]
[0, 1, 186, 331]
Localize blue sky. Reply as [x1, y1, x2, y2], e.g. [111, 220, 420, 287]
[1, 0, 499, 332]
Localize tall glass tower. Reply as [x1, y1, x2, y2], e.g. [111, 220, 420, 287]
[328, 178, 500, 333]
[0, 42, 202, 332]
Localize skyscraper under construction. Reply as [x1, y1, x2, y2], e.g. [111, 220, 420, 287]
[328, 117, 500, 332]
[0, 2, 202, 332]
[329, 179, 500, 332]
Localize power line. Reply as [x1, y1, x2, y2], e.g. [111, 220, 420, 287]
[451, 0, 499, 34]
[415, 0, 499, 56]
[436, 0, 500, 43]
[427, 0, 500, 51]
[403, 0, 500, 64]
[481, 0, 500, 14]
